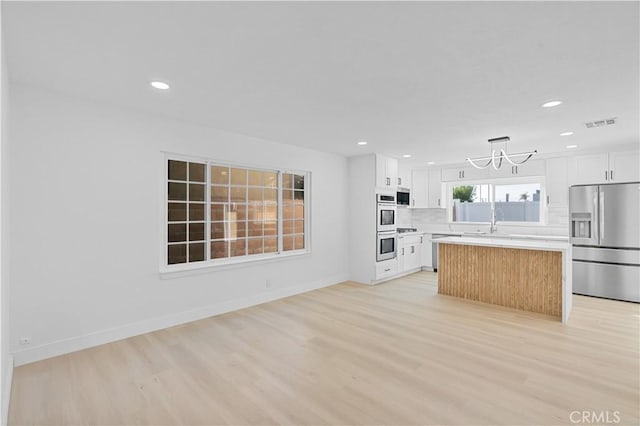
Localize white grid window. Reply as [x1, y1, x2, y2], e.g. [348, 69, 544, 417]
[165, 157, 309, 268]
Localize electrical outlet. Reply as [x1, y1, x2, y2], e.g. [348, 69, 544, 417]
[19, 337, 31, 345]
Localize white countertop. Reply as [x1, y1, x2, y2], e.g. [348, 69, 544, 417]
[433, 236, 570, 252]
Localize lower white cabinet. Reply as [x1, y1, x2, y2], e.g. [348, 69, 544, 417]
[398, 234, 422, 272]
[421, 233, 432, 268]
[376, 258, 398, 280]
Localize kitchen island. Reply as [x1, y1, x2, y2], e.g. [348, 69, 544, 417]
[435, 237, 572, 323]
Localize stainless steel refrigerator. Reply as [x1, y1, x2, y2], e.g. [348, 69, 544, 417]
[570, 182, 640, 302]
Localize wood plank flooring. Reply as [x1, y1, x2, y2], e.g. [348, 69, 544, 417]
[9, 272, 640, 425]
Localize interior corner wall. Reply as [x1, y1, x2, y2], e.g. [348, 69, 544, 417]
[8, 83, 349, 365]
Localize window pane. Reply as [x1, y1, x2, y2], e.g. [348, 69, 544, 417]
[283, 203, 294, 220]
[211, 185, 228, 202]
[283, 174, 293, 189]
[211, 222, 228, 240]
[248, 221, 263, 237]
[189, 203, 205, 221]
[230, 168, 246, 186]
[211, 241, 228, 259]
[294, 235, 305, 250]
[264, 221, 277, 236]
[210, 203, 228, 221]
[230, 239, 246, 257]
[189, 183, 205, 202]
[294, 175, 304, 190]
[294, 203, 304, 219]
[264, 189, 277, 202]
[248, 238, 263, 255]
[230, 187, 246, 202]
[168, 223, 187, 243]
[283, 189, 293, 201]
[211, 166, 229, 185]
[294, 190, 304, 200]
[451, 184, 491, 222]
[189, 243, 205, 262]
[294, 220, 304, 234]
[189, 163, 205, 182]
[168, 160, 187, 181]
[494, 183, 541, 222]
[168, 203, 186, 222]
[283, 220, 294, 235]
[264, 204, 277, 221]
[248, 187, 262, 202]
[264, 172, 277, 188]
[229, 221, 246, 238]
[248, 170, 263, 186]
[168, 244, 187, 264]
[247, 204, 262, 221]
[189, 223, 205, 241]
[168, 182, 187, 201]
[230, 203, 246, 221]
[283, 236, 294, 251]
[264, 237, 277, 253]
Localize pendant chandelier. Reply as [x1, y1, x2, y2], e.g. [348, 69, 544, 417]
[466, 136, 537, 170]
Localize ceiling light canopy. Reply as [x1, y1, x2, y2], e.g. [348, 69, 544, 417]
[150, 81, 170, 90]
[542, 100, 562, 108]
[427, 161, 435, 165]
[566, 145, 578, 149]
[466, 136, 537, 170]
[560, 131, 574, 136]
[402, 154, 412, 158]
[357, 141, 368, 146]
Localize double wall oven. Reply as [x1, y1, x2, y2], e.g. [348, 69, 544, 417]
[376, 193, 397, 261]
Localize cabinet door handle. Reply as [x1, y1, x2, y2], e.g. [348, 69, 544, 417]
[384, 268, 391, 272]
[462, 171, 465, 178]
[605, 170, 608, 181]
[401, 248, 405, 255]
[411, 246, 415, 254]
[398, 178, 401, 185]
[420, 236, 423, 244]
[412, 199, 415, 207]
[438, 198, 440, 206]
[386, 177, 390, 186]
[515, 166, 518, 174]
[546, 195, 550, 205]
[610, 170, 614, 181]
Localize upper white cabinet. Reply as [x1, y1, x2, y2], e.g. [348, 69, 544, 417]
[545, 157, 568, 207]
[397, 164, 411, 188]
[411, 169, 428, 208]
[568, 151, 640, 185]
[376, 154, 399, 189]
[428, 168, 444, 208]
[441, 165, 489, 182]
[488, 159, 546, 178]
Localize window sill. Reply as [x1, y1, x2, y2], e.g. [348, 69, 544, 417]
[159, 250, 311, 279]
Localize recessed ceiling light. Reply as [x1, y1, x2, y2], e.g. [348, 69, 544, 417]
[542, 100, 562, 108]
[427, 161, 435, 165]
[402, 154, 412, 158]
[566, 145, 578, 149]
[150, 81, 170, 90]
[357, 141, 368, 146]
[560, 132, 574, 136]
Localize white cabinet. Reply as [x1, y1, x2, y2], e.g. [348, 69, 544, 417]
[441, 165, 489, 182]
[568, 151, 640, 185]
[398, 164, 411, 188]
[546, 157, 568, 207]
[375, 258, 398, 280]
[428, 168, 444, 208]
[376, 155, 399, 189]
[398, 234, 422, 273]
[411, 169, 428, 208]
[421, 233, 432, 268]
[489, 159, 546, 178]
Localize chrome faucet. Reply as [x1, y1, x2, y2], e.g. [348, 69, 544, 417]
[490, 206, 498, 233]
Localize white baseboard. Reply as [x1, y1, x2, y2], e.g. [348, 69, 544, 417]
[2, 355, 13, 426]
[13, 274, 347, 367]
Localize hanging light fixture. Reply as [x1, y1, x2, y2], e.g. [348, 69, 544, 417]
[466, 136, 537, 170]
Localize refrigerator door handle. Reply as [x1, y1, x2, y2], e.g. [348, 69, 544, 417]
[599, 189, 604, 242]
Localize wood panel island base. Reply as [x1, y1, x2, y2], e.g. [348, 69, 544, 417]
[436, 237, 573, 323]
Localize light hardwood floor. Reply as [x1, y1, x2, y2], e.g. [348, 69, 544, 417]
[9, 272, 640, 425]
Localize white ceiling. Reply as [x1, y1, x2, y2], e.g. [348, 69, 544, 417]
[4, 1, 639, 165]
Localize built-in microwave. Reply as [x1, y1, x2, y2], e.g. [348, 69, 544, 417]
[377, 231, 397, 261]
[376, 193, 397, 232]
[397, 188, 410, 206]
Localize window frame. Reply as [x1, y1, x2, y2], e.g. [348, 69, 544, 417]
[446, 175, 547, 226]
[161, 153, 311, 273]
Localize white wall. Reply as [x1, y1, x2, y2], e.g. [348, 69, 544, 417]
[9, 84, 349, 365]
[0, 7, 12, 423]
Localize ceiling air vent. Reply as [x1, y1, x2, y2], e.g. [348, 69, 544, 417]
[585, 117, 616, 128]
